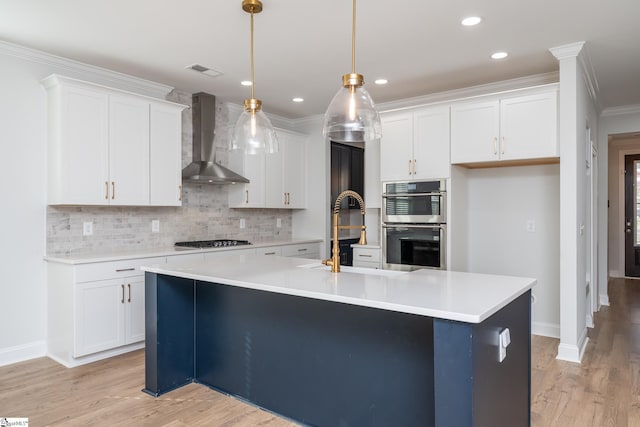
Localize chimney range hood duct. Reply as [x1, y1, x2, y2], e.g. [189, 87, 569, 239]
[181, 92, 249, 184]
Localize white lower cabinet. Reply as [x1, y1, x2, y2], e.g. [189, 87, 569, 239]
[47, 256, 164, 367]
[281, 242, 320, 259]
[204, 248, 256, 260]
[257, 246, 283, 256]
[75, 276, 144, 357]
[352, 246, 381, 269]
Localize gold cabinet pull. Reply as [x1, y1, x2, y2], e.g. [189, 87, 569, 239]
[408, 159, 412, 175]
[493, 137, 498, 155]
[413, 159, 417, 175]
[111, 182, 115, 200]
[284, 192, 287, 205]
[121, 284, 125, 304]
[127, 283, 131, 303]
[287, 192, 290, 205]
[178, 185, 182, 201]
[245, 190, 249, 204]
[501, 136, 505, 155]
[105, 181, 109, 199]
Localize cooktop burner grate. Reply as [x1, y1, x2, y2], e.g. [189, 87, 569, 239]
[175, 239, 252, 248]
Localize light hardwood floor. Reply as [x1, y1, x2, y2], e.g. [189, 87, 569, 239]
[1, 278, 638, 426]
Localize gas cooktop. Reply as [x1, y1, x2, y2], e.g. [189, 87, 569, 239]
[175, 239, 252, 249]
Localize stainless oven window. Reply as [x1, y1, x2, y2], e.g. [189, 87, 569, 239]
[384, 194, 443, 217]
[383, 224, 446, 270]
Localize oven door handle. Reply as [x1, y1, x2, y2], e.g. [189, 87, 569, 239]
[382, 224, 445, 229]
[382, 192, 444, 198]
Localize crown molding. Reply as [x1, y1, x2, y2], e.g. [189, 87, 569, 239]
[601, 104, 640, 117]
[375, 72, 559, 113]
[549, 41, 586, 61]
[0, 39, 174, 99]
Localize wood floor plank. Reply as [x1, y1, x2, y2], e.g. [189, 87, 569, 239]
[2, 277, 639, 425]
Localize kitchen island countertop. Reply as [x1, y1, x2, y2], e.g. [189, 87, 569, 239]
[142, 254, 535, 324]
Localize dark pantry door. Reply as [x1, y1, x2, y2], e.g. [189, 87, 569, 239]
[624, 154, 640, 277]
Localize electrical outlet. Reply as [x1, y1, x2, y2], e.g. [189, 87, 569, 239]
[526, 220, 536, 233]
[151, 219, 160, 233]
[83, 222, 93, 236]
[276, 218, 282, 228]
[240, 218, 246, 229]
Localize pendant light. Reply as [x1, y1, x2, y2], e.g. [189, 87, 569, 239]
[323, 0, 381, 143]
[230, 0, 278, 155]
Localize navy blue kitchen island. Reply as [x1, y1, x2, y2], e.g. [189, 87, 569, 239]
[142, 255, 534, 426]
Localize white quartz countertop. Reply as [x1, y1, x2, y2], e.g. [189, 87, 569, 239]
[44, 239, 322, 265]
[142, 254, 535, 324]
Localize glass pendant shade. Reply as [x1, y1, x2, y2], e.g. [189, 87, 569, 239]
[323, 81, 382, 143]
[231, 104, 278, 155]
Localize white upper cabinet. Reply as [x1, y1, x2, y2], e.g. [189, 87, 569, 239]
[42, 74, 186, 206]
[412, 106, 451, 179]
[228, 149, 266, 208]
[380, 105, 450, 182]
[108, 94, 150, 205]
[450, 89, 558, 165]
[45, 82, 110, 205]
[150, 102, 184, 206]
[380, 111, 413, 182]
[229, 128, 306, 209]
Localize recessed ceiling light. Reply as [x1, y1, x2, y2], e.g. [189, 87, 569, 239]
[374, 79, 388, 85]
[241, 80, 252, 86]
[491, 52, 508, 60]
[185, 64, 223, 78]
[292, 97, 304, 103]
[461, 16, 482, 26]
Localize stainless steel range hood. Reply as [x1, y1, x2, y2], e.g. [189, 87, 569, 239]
[181, 92, 249, 184]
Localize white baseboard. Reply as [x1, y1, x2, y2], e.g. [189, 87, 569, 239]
[609, 269, 622, 278]
[0, 341, 46, 367]
[47, 342, 145, 368]
[556, 328, 589, 363]
[532, 322, 560, 338]
[600, 294, 610, 306]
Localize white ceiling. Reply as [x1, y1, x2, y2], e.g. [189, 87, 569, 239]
[1, 0, 639, 118]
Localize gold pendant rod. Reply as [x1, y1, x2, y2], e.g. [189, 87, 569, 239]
[250, 10, 255, 100]
[351, 0, 357, 74]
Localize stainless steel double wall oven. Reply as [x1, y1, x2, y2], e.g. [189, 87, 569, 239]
[382, 180, 446, 271]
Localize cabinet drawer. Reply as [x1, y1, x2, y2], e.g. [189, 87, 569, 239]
[353, 247, 381, 263]
[352, 260, 381, 269]
[281, 243, 320, 258]
[75, 256, 165, 283]
[257, 246, 283, 256]
[204, 248, 256, 260]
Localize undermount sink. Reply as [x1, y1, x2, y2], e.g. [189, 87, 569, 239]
[298, 263, 407, 277]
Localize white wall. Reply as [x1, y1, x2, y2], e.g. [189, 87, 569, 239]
[464, 165, 561, 337]
[0, 52, 48, 364]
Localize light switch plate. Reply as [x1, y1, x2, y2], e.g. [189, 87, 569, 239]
[240, 218, 246, 229]
[499, 328, 511, 362]
[83, 222, 93, 236]
[151, 219, 160, 233]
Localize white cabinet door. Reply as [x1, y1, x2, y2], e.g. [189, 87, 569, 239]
[108, 95, 150, 205]
[265, 138, 285, 208]
[450, 100, 500, 164]
[413, 105, 450, 179]
[124, 277, 145, 344]
[75, 279, 125, 357]
[364, 136, 381, 208]
[228, 151, 266, 208]
[380, 112, 413, 182]
[52, 84, 109, 205]
[204, 248, 257, 260]
[283, 132, 306, 209]
[150, 102, 183, 206]
[500, 92, 558, 160]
